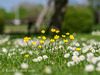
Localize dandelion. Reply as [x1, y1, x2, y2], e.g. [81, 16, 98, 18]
[76, 48, 81, 51]
[51, 28, 56, 32]
[24, 37, 30, 42]
[54, 35, 59, 40]
[63, 39, 68, 43]
[40, 40, 45, 44]
[32, 42, 36, 45]
[38, 36, 41, 39]
[25, 54, 29, 58]
[85, 65, 94, 72]
[38, 45, 42, 48]
[42, 36, 46, 40]
[66, 32, 70, 35]
[21, 63, 29, 69]
[50, 39, 55, 42]
[62, 35, 66, 38]
[69, 35, 74, 39]
[56, 30, 60, 33]
[41, 30, 45, 34]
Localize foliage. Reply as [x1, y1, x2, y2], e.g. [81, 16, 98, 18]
[0, 8, 5, 34]
[62, 7, 94, 33]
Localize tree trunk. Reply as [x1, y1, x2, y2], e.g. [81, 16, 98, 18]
[35, 0, 52, 32]
[49, 0, 68, 32]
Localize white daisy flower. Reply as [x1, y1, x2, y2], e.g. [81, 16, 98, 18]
[73, 51, 79, 56]
[85, 65, 94, 72]
[75, 43, 80, 47]
[72, 55, 78, 61]
[21, 63, 28, 69]
[87, 52, 94, 58]
[92, 49, 95, 53]
[29, 51, 33, 55]
[44, 66, 52, 74]
[79, 55, 85, 61]
[37, 56, 42, 61]
[64, 53, 70, 58]
[20, 51, 25, 54]
[33, 58, 38, 62]
[67, 46, 72, 50]
[82, 49, 87, 53]
[67, 61, 73, 67]
[35, 51, 39, 55]
[15, 72, 23, 75]
[43, 55, 48, 60]
[73, 61, 78, 65]
[96, 67, 100, 71]
[90, 58, 97, 64]
[97, 62, 100, 67]
[2, 48, 7, 53]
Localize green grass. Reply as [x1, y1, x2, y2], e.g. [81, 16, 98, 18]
[92, 24, 100, 31]
[1, 25, 100, 75]
[0, 33, 100, 75]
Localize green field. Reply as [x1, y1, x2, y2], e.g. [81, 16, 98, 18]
[1, 30, 100, 75]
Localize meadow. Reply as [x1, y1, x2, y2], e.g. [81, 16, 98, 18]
[1, 28, 100, 75]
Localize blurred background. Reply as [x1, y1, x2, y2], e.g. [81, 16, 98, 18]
[0, 0, 100, 35]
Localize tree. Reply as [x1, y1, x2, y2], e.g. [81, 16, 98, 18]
[48, 0, 68, 32]
[88, 0, 100, 24]
[35, 0, 52, 32]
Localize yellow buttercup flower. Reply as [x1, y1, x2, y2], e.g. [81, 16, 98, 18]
[69, 35, 74, 39]
[41, 30, 45, 34]
[50, 39, 55, 42]
[56, 30, 60, 33]
[42, 36, 46, 40]
[76, 48, 80, 51]
[32, 42, 36, 45]
[38, 45, 42, 48]
[66, 32, 70, 35]
[38, 36, 41, 39]
[63, 39, 68, 43]
[62, 35, 66, 38]
[51, 28, 56, 32]
[40, 40, 45, 43]
[28, 37, 31, 40]
[25, 54, 29, 58]
[24, 37, 30, 42]
[54, 35, 59, 40]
